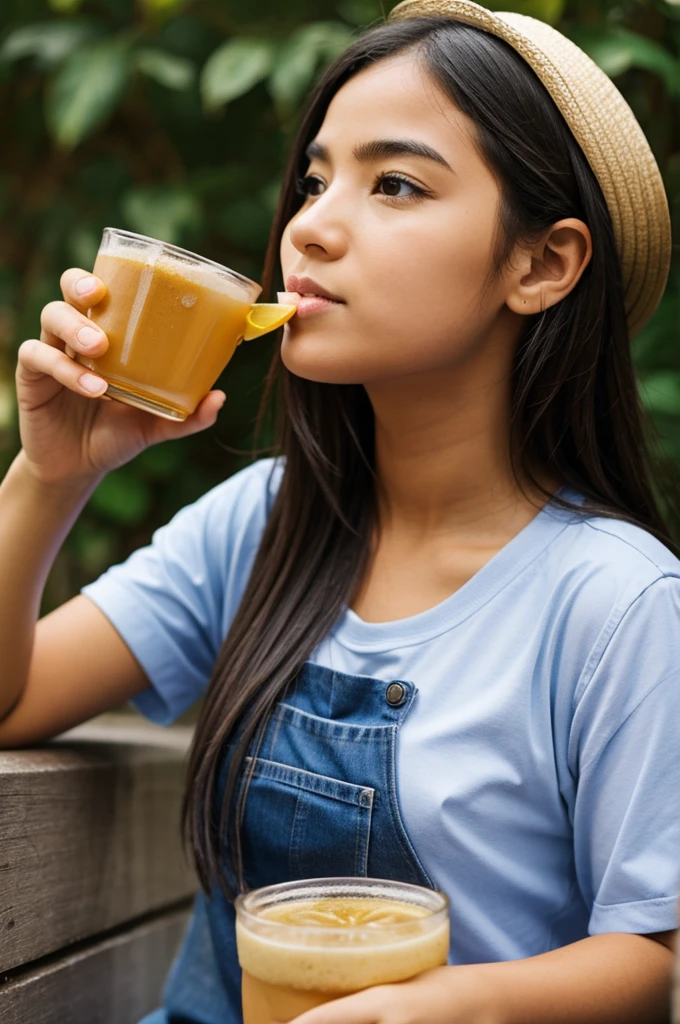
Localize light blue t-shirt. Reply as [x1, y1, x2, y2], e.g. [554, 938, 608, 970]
[82, 457, 680, 963]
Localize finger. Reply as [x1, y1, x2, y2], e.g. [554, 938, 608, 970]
[60, 268, 107, 313]
[134, 390, 227, 447]
[40, 300, 108, 357]
[17, 338, 108, 399]
[291, 988, 386, 1024]
[177, 390, 228, 436]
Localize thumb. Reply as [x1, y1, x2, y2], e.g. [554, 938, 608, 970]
[290, 988, 384, 1024]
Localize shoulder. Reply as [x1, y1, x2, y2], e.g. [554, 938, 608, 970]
[160, 456, 283, 545]
[547, 502, 680, 703]
[109, 456, 284, 599]
[548, 497, 680, 612]
[184, 455, 283, 520]
[575, 513, 679, 578]
[82, 457, 284, 662]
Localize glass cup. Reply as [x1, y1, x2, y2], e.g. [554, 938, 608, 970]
[74, 227, 296, 421]
[235, 877, 450, 1024]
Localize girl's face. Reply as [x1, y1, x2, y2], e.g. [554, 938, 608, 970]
[279, 54, 525, 385]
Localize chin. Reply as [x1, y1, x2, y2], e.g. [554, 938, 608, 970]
[280, 331, 370, 385]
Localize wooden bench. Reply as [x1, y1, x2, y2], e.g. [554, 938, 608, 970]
[0, 714, 197, 1023]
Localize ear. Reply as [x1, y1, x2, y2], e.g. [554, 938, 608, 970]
[505, 218, 593, 316]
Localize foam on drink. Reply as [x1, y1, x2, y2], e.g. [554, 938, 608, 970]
[97, 233, 256, 299]
[236, 896, 450, 993]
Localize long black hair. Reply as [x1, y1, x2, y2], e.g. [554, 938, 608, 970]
[182, 16, 680, 897]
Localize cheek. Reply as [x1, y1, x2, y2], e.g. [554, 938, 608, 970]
[351, 227, 493, 340]
[279, 224, 297, 275]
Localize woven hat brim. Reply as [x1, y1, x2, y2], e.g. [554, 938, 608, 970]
[388, 0, 671, 337]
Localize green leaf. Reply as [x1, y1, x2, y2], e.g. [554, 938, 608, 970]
[46, 42, 131, 148]
[639, 372, 680, 417]
[219, 196, 271, 250]
[135, 442, 183, 479]
[121, 184, 202, 245]
[89, 469, 152, 525]
[569, 27, 680, 95]
[269, 39, 318, 111]
[67, 225, 100, 269]
[270, 22, 355, 109]
[48, 0, 85, 12]
[666, 152, 680, 205]
[632, 290, 680, 371]
[190, 165, 253, 201]
[260, 178, 282, 214]
[135, 47, 195, 90]
[0, 379, 15, 433]
[201, 37, 275, 112]
[0, 21, 98, 69]
[67, 522, 115, 575]
[141, 0, 188, 14]
[336, 0, 384, 27]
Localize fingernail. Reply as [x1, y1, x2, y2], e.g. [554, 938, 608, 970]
[78, 326, 103, 348]
[80, 373, 107, 394]
[76, 276, 98, 296]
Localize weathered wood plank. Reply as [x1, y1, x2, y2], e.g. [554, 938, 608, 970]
[0, 906, 191, 1024]
[0, 715, 196, 972]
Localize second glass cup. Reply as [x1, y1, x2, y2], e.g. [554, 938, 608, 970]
[76, 228, 297, 421]
[235, 877, 450, 1024]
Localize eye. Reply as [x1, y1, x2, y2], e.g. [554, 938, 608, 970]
[294, 171, 431, 204]
[374, 173, 428, 201]
[296, 174, 326, 198]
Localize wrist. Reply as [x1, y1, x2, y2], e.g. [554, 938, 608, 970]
[461, 963, 509, 1024]
[10, 449, 103, 502]
[426, 963, 508, 1024]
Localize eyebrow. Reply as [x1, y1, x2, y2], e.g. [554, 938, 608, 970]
[304, 138, 454, 172]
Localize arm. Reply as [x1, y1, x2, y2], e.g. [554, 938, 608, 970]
[0, 267, 224, 748]
[476, 930, 675, 1024]
[292, 930, 676, 1024]
[0, 451, 149, 746]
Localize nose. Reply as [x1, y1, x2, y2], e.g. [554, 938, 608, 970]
[286, 187, 348, 261]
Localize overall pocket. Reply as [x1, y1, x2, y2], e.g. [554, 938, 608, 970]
[239, 757, 374, 889]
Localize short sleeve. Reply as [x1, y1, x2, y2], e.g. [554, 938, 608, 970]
[568, 575, 680, 935]
[81, 457, 281, 725]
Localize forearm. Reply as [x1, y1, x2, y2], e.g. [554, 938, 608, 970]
[481, 932, 674, 1024]
[0, 450, 100, 718]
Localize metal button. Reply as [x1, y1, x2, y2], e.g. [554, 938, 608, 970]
[385, 682, 407, 707]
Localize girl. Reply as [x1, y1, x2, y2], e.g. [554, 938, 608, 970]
[1, 1, 679, 1020]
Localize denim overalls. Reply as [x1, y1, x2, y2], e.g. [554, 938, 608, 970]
[140, 662, 434, 1024]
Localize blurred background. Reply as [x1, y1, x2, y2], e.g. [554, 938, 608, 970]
[0, 0, 678, 614]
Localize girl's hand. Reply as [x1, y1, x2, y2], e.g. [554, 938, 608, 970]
[291, 966, 500, 1024]
[16, 268, 226, 489]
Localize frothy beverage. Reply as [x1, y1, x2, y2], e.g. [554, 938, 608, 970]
[77, 229, 296, 420]
[235, 881, 450, 1024]
[83, 252, 252, 420]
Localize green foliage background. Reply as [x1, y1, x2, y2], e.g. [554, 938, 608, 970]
[0, 0, 678, 612]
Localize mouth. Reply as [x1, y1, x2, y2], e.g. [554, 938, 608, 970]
[280, 275, 345, 321]
[285, 275, 345, 303]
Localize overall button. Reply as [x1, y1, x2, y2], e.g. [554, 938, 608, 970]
[385, 682, 407, 708]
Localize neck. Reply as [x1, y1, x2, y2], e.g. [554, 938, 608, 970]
[365, 349, 557, 540]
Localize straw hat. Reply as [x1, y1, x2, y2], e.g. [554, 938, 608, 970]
[388, 0, 672, 337]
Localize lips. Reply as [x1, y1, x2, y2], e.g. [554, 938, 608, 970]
[285, 274, 344, 303]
